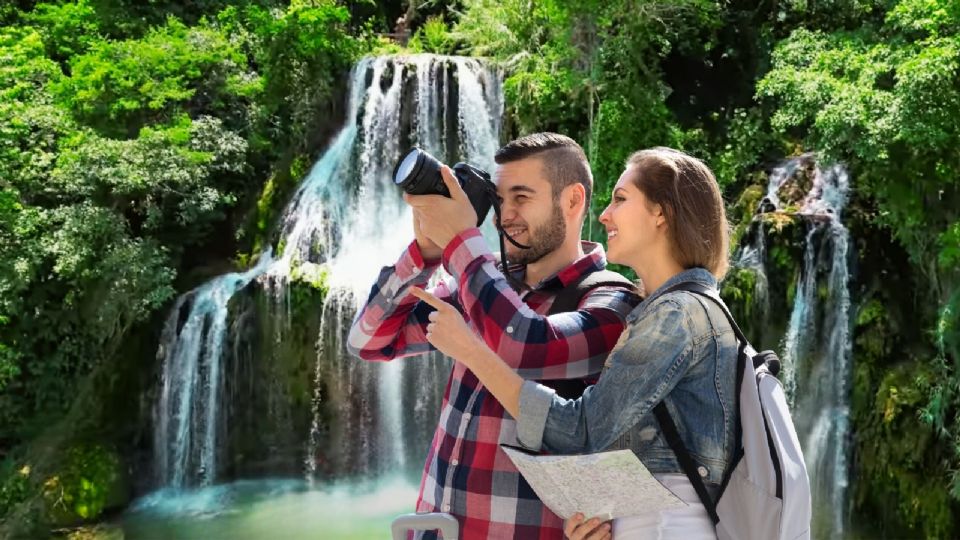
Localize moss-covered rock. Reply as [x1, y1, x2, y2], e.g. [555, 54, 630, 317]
[729, 181, 765, 248]
[41, 444, 127, 527]
[0, 463, 32, 519]
[56, 523, 124, 540]
[851, 360, 955, 539]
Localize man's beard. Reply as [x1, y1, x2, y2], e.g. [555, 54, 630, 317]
[507, 205, 566, 265]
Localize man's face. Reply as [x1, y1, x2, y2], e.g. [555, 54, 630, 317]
[494, 158, 567, 265]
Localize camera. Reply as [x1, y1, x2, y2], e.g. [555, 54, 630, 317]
[393, 148, 495, 226]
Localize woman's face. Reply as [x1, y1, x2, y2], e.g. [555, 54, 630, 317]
[598, 166, 665, 270]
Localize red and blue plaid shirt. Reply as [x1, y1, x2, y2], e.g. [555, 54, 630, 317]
[347, 228, 639, 539]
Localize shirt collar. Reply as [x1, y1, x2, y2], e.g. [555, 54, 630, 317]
[534, 241, 607, 291]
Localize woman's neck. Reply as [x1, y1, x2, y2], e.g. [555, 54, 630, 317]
[634, 255, 685, 297]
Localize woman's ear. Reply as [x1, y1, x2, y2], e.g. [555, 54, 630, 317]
[653, 204, 666, 228]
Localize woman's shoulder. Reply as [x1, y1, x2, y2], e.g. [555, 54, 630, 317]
[636, 290, 717, 342]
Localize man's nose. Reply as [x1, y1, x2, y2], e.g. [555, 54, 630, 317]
[499, 200, 518, 221]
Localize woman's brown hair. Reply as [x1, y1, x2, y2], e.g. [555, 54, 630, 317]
[626, 147, 730, 279]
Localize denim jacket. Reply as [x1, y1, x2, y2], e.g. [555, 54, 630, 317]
[517, 267, 739, 490]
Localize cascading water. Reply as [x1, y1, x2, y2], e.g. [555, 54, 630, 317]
[304, 54, 502, 480]
[150, 54, 503, 491]
[153, 253, 275, 488]
[736, 154, 853, 539]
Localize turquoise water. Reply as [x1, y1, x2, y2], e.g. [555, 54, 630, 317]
[120, 476, 420, 539]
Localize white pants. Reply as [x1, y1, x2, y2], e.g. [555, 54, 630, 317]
[612, 474, 717, 539]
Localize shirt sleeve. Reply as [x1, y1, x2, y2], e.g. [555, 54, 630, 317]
[442, 228, 638, 380]
[516, 298, 694, 453]
[346, 240, 454, 361]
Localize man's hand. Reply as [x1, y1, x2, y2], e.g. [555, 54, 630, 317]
[409, 287, 484, 364]
[412, 211, 443, 260]
[404, 165, 478, 250]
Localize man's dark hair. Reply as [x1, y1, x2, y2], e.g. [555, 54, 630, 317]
[494, 133, 593, 211]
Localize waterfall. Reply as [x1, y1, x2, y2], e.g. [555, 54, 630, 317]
[152, 253, 274, 488]
[151, 54, 503, 490]
[735, 155, 853, 539]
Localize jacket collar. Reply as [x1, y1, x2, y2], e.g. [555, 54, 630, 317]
[628, 267, 718, 322]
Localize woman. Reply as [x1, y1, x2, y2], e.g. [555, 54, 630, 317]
[411, 147, 737, 539]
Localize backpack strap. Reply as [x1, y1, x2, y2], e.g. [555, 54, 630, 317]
[662, 281, 749, 346]
[547, 270, 635, 315]
[539, 270, 636, 399]
[653, 403, 720, 524]
[651, 280, 747, 526]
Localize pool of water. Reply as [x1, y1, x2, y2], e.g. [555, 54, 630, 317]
[119, 476, 420, 539]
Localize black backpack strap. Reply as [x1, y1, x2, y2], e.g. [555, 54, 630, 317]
[547, 269, 635, 315]
[539, 270, 636, 399]
[653, 402, 720, 524]
[662, 281, 749, 347]
[651, 280, 748, 526]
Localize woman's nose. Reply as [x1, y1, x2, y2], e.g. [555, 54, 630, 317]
[598, 205, 612, 224]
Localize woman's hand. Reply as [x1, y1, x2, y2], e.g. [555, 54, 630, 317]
[409, 287, 484, 364]
[564, 513, 612, 540]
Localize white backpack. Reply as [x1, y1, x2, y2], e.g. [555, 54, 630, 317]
[656, 282, 812, 540]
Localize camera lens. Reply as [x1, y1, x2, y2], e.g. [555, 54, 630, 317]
[393, 148, 445, 195]
[394, 149, 421, 186]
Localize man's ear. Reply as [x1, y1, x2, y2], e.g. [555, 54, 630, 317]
[563, 184, 586, 220]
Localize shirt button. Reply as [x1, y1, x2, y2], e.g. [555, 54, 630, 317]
[506, 326, 514, 333]
[451, 459, 459, 466]
[442, 504, 451, 512]
[411, 266, 420, 272]
[463, 413, 472, 420]
[698, 466, 708, 477]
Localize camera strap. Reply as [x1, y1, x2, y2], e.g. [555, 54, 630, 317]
[479, 180, 532, 291]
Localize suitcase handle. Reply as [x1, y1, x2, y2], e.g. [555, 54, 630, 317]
[391, 512, 459, 540]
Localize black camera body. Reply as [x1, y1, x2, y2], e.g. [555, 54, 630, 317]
[393, 148, 494, 226]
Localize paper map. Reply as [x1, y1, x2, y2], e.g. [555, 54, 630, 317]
[500, 446, 687, 521]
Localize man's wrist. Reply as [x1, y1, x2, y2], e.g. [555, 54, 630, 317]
[401, 241, 441, 278]
[441, 227, 490, 277]
[414, 239, 443, 262]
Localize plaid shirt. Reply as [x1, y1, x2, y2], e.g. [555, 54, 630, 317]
[347, 228, 639, 539]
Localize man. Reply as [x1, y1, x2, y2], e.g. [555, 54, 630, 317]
[347, 133, 639, 539]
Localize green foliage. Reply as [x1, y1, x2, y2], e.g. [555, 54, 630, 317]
[758, 2, 960, 268]
[758, 1, 960, 519]
[720, 267, 761, 333]
[453, 0, 546, 58]
[0, 462, 32, 518]
[0, 27, 63, 103]
[409, 16, 456, 55]
[26, 0, 101, 62]
[234, 0, 364, 153]
[940, 221, 960, 268]
[712, 109, 786, 189]
[52, 116, 246, 239]
[728, 182, 764, 247]
[56, 17, 258, 137]
[42, 444, 123, 523]
[0, 0, 362, 465]
[854, 357, 956, 538]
